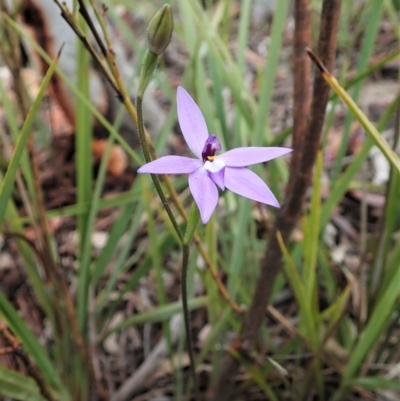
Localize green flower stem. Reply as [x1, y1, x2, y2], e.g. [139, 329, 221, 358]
[181, 204, 200, 399]
[136, 96, 183, 242]
[137, 49, 201, 396]
[137, 98, 200, 400]
[137, 92, 200, 400]
[138, 51, 158, 98]
[181, 242, 200, 401]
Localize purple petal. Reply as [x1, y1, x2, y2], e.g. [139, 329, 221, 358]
[177, 87, 209, 159]
[218, 147, 292, 167]
[224, 167, 279, 207]
[209, 169, 225, 190]
[189, 168, 219, 224]
[137, 156, 202, 174]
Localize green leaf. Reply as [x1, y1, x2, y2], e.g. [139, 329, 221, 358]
[342, 261, 400, 383]
[319, 68, 400, 174]
[254, 0, 290, 145]
[103, 297, 207, 338]
[75, 36, 93, 333]
[351, 376, 400, 391]
[0, 293, 65, 394]
[0, 366, 47, 401]
[331, 0, 385, 182]
[303, 150, 323, 292]
[276, 232, 318, 350]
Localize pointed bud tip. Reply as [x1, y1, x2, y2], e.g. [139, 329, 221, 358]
[147, 4, 173, 56]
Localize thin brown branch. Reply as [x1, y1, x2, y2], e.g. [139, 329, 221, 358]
[306, 47, 330, 74]
[77, 0, 108, 57]
[289, 0, 312, 187]
[209, 1, 342, 399]
[53, 0, 124, 100]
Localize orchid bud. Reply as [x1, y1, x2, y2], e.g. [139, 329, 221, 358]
[147, 4, 173, 56]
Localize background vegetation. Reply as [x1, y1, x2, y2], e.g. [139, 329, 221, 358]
[0, 0, 399, 400]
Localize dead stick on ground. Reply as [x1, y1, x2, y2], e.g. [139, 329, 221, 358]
[209, 1, 342, 399]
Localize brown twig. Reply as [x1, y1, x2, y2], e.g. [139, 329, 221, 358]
[288, 0, 312, 188]
[53, 0, 124, 100]
[209, 1, 342, 399]
[77, 0, 108, 57]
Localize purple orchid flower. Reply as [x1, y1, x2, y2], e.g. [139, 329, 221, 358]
[138, 87, 292, 224]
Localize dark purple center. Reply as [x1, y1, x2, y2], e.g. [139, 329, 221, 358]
[202, 135, 221, 162]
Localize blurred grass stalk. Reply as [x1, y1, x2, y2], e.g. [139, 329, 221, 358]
[307, 48, 400, 174]
[0, 46, 68, 400]
[331, 0, 384, 183]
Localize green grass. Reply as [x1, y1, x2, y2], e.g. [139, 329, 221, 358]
[0, 1, 399, 400]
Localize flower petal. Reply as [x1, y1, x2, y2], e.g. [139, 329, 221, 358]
[224, 167, 279, 207]
[209, 169, 225, 190]
[177, 87, 209, 159]
[204, 158, 225, 173]
[218, 147, 292, 167]
[137, 156, 202, 174]
[189, 168, 219, 224]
